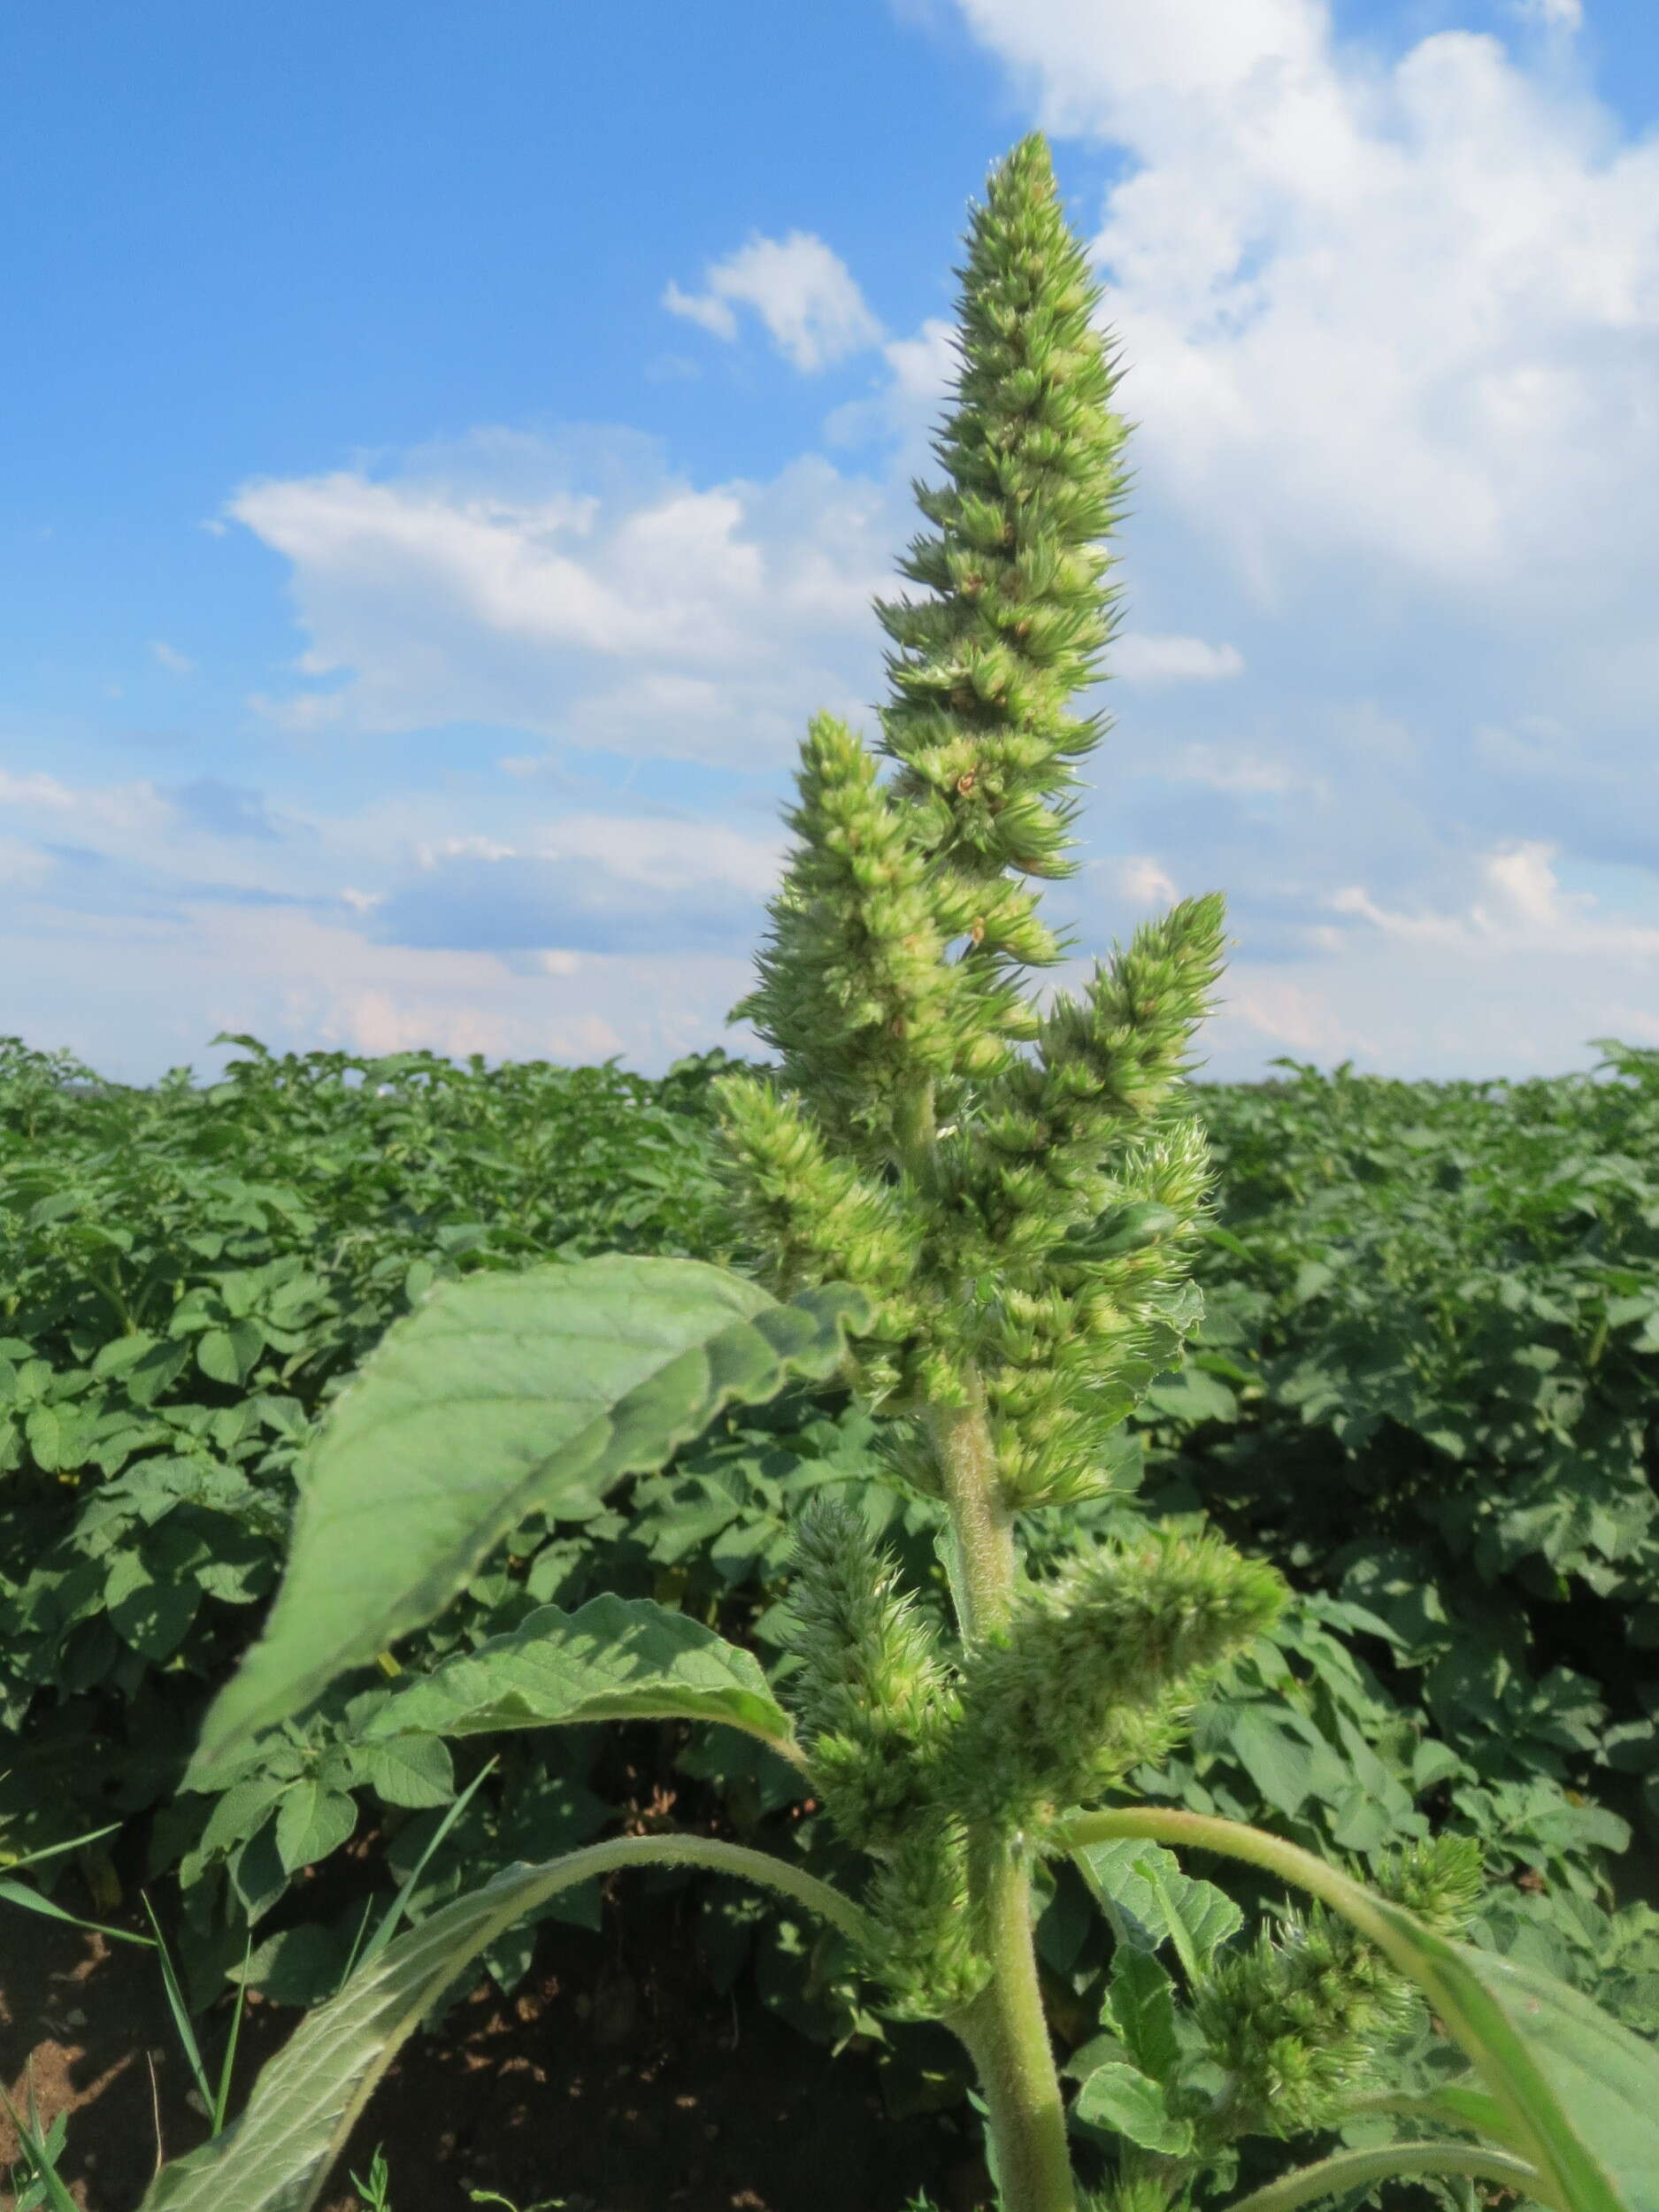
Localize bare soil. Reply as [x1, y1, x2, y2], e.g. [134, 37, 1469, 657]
[1, 1890, 990, 2212]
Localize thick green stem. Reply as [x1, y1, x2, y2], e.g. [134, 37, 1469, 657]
[902, 1077, 1074, 2212]
[1221, 2141, 1544, 2212]
[894, 1075, 938, 1164]
[952, 1840, 1079, 2212]
[897, 1077, 1018, 1647]
[925, 1386, 1018, 1644]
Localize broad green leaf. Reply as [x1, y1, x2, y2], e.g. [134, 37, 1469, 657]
[229, 1824, 288, 1923]
[198, 1322, 265, 1386]
[1224, 1703, 1345, 1817]
[106, 1557, 198, 1660]
[189, 1256, 870, 1772]
[1072, 1836, 1242, 1978]
[1071, 2061, 1194, 2158]
[1139, 1366, 1238, 1424]
[360, 1594, 797, 1756]
[274, 1782, 357, 1874]
[137, 1833, 869, 2212]
[197, 1777, 291, 1857]
[345, 1734, 456, 1809]
[1364, 1897, 1659, 2212]
[91, 1330, 161, 1379]
[1105, 1947, 1181, 2084]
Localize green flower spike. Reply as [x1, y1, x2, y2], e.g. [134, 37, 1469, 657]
[942, 1528, 1288, 1837]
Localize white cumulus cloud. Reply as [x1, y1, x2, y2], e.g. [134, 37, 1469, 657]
[663, 230, 886, 372]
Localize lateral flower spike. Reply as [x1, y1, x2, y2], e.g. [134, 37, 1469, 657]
[944, 890, 1231, 1284]
[1086, 2183, 1173, 2212]
[706, 1063, 934, 1408]
[941, 1528, 1287, 1837]
[1189, 1834, 1486, 2147]
[862, 1820, 990, 2022]
[778, 1499, 960, 1856]
[996, 1114, 1226, 1506]
[777, 1502, 988, 2018]
[725, 709, 1004, 1168]
[910, 1104, 1219, 1507]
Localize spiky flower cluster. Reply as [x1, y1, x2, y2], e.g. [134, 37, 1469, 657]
[778, 1499, 959, 1855]
[775, 1501, 991, 2020]
[863, 1819, 990, 2023]
[942, 1530, 1288, 1838]
[710, 134, 1230, 1495]
[703, 125, 1494, 2204]
[780, 1507, 1284, 2019]
[1189, 1836, 1486, 2144]
[1082, 2184, 1177, 2212]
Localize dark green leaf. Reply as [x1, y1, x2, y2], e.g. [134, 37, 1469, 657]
[1106, 1947, 1181, 2084]
[188, 1256, 870, 1771]
[274, 1783, 357, 1874]
[362, 1594, 795, 1754]
[1071, 2060, 1194, 2157]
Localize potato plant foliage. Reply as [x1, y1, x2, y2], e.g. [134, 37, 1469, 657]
[2, 134, 1657, 2212]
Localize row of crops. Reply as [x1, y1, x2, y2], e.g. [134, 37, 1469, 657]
[2, 1026, 1656, 2193]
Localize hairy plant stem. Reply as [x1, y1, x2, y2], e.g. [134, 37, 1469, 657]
[903, 1081, 1077, 2212]
[1220, 2141, 1544, 2212]
[540, 1832, 879, 1953]
[952, 1838, 1079, 2212]
[926, 1385, 1017, 1646]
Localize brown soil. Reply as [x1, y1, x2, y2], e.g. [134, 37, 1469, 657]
[1, 1892, 989, 2212]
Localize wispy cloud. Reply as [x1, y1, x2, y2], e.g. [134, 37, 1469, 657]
[1111, 634, 1245, 687]
[1330, 841, 1659, 961]
[229, 426, 918, 764]
[1509, 0, 1583, 29]
[663, 230, 885, 372]
[151, 641, 195, 673]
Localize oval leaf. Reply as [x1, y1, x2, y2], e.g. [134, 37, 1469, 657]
[1071, 2061, 1194, 2158]
[273, 1782, 357, 1875]
[345, 1733, 456, 1809]
[189, 1255, 869, 1775]
[362, 1593, 798, 1756]
[1073, 1836, 1242, 1977]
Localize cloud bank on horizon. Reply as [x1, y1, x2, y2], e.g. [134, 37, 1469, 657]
[4, 0, 1657, 1095]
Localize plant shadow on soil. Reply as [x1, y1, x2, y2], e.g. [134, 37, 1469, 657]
[1, 1886, 992, 2212]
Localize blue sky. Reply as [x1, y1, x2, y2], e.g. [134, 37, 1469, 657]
[6, 0, 1657, 1094]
